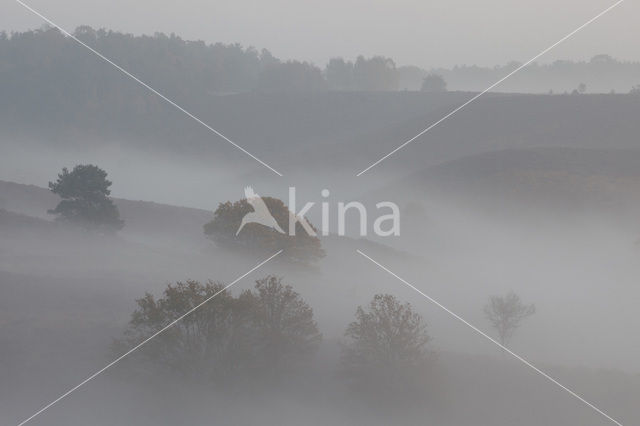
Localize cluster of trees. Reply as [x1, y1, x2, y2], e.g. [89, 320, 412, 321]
[424, 55, 640, 94]
[0, 27, 325, 136]
[1, 26, 266, 99]
[117, 276, 434, 392]
[325, 57, 449, 92]
[115, 276, 321, 382]
[0, 27, 405, 99]
[116, 274, 536, 396]
[3, 27, 639, 104]
[326, 56, 399, 91]
[1, 27, 438, 142]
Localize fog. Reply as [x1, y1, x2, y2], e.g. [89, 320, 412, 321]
[2, 151, 640, 424]
[2, 8, 640, 426]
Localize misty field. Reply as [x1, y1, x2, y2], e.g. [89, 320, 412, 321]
[2, 11, 640, 426]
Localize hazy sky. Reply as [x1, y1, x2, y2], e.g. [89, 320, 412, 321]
[1, 0, 638, 68]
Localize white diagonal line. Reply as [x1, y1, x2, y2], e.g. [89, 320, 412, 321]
[15, 249, 283, 426]
[356, 249, 623, 426]
[14, 0, 283, 177]
[356, 0, 624, 176]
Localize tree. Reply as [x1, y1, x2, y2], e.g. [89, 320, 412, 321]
[353, 56, 398, 91]
[484, 291, 535, 346]
[116, 276, 320, 383]
[116, 280, 244, 380]
[203, 196, 324, 264]
[630, 85, 640, 95]
[341, 294, 432, 394]
[590, 54, 615, 65]
[48, 164, 123, 232]
[240, 276, 322, 378]
[421, 74, 447, 92]
[326, 57, 354, 90]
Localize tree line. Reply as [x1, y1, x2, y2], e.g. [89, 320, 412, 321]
[3, 27, 638, 101]
[1, 26, 433, 142]
[421, 54, 640, 94]
[0, 25, 406, 103]
[115, 274, 535, 399]
[115, 275, 435, 394]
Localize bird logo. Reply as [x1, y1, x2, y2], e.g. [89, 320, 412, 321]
[236, 186, 286, 236]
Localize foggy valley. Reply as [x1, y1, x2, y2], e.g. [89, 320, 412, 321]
[1, 5, 640, 426]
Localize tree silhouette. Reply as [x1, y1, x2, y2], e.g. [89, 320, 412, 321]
[48, 164, 123, 232]
[421, 74, 447, 92]
[341, 294, 432, 394]
[326, 57, 354, 90]
[484, 291, 535, 346]
[240, 275, 322, 378]
[117, 276, 321, 383]
[115, 280, 241, 380]
[353, 56, 398, 91]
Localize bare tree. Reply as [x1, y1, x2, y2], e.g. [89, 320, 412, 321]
[484, 291, 535, 346]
